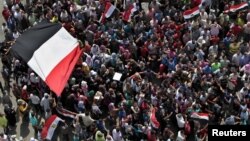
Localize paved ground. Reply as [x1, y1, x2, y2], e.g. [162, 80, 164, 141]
[0, 1, 35, 140]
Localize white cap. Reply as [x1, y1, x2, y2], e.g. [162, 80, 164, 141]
[81, 81, 87, 86]
[90, 70, 97, 76]
[82, 62, 87, 66]
[15, 59, 20, 63]
[22, 85, 27, 90]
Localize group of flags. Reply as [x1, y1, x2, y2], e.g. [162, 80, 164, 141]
[223, 2, 248, 13]
[99, 1, 138, 23]
[7, 0, 232, 140]
[150, 107, 209, 130]
[41, 106, 78, 140]
[183, 0, 249, 20]
[10, 1, 138, 97]
[41, 115, 62, 140]
[42, 110, 209, 140]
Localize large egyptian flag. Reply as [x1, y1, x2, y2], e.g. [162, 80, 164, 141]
[41, 115, 62, 140]
[11, 22, 82, 96]
[224, 2, 249, 13]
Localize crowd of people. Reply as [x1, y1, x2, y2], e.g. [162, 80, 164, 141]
[0, 0, 250, 141]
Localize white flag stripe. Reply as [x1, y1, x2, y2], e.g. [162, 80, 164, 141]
[46, 117, 62, 140]
[131, 3, 137, 12]
[231, 3, 248, 12]
[183, 9, 200, 19]
[105, 4, 116, 18]
[191, 113, 209, 120]
[27, 27, 78, 80]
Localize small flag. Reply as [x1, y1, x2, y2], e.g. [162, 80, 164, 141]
[224, 2, 248, 13]
[123, 3, 137, 22]
[150, 107, 160, 129]
[41, 115, 62, 140]
[56, 107, 77, 119]
[11, 22, 83, 96]
[191, 112, 209, 120]
[99, 2, 116, 23]
[183, 6, 200, 19]
[104, 2, 116, 18]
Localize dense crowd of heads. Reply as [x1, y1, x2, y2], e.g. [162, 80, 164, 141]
[0, 0, 250, 141]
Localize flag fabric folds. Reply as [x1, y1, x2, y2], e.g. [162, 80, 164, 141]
[224, 2, 248, 13]
[191, 112, 209, 120]
[183, 6, 200, 19]
[99, 2, 116, 23]
[184, 0, 211, 20]
[104, 2, 116, 18]
[56, 106, 77, 119]
[123, 3, 137, 22]
[41, 115, 62, 140]
[150, 107, 160, 129]
[11, 22, 82, 96]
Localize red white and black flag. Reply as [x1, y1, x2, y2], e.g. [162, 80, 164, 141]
[123, 3, 137, 22]
[183, 6, 200, 19]
[11, 22, 82, 96]
[41, 115, 62, 140]
[99, 2, 116, 23]
[224, 2, 249, 13]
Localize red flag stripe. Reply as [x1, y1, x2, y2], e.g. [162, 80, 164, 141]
[41, 115, 62, 140]
[104, 2, 116, 18]
[150, 108, 160, 128]
[123, 3, 137, 22]
[183, 7, 200, 19]
[224, 2, 248, 13]
[191, 112, 209, 120]
[45, 45, 82, 96]
[56, 107, 77, 118]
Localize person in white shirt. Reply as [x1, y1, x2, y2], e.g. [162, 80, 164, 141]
[1, 23, 8, 32]
[60, 9, 68, 22]
[29, 93, 40, 113]
[240, 109, 249, 125]
[176, 130, 186, 141]
[40, 93, 51, 116]
[185, 40, 197, 50]
[106, 134, 114, 141]
[239, 87, 248, 99]
[13, 30, 20, 39]
[243, 22, 250, 34]
[209, 44, 218, 56]
[200, 9, 208, 25]
[232, 52, 242, 66]
[75, 111, 95, 127]
[0, 133, 8, 141]
[247, 11, 250, 22]
[112, 127, 123, 141]
[210, 21, 221, 36]
[176, 113, 185, 129]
